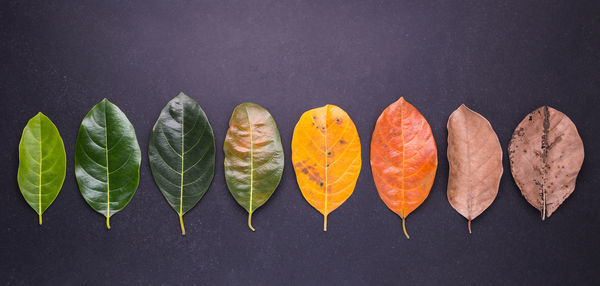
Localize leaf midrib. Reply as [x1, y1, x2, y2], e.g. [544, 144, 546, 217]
[38, 115, 43, 220]
[245, 107, 254, 215]
[463, 111, 473, 220]
[103, 102, 111, 227]
[180, 106, 184, 217]
[324, 107, 328, 218]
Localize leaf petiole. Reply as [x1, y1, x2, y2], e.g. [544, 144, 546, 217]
[179, 213, 186, 235]
[402, 217, 410, 239]
[248, 212, 255, 231]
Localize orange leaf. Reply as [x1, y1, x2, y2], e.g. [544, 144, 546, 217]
[370, 97, 437, 239]
[292, 104, 361, 231]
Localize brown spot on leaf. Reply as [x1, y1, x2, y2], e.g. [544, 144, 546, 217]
[294, 161, 324, 185]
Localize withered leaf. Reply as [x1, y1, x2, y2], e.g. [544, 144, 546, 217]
[508, 106, 584, 220]
[447, 105, 502, 233]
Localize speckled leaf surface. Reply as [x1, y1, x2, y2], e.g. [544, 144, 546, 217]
[508, 106, 584, 220]
[224, 103, 284, 231]
[291, 104, 361, 231]
[75, 99, 141, 229]
[149, 93, 215, 235]
[17, 113, 66, 224]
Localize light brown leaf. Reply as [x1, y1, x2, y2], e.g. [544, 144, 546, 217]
[508, 106, 584, 220]
[447, 105, 503, 233]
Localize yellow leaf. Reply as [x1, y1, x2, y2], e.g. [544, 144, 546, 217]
[292, 104, 361, 231]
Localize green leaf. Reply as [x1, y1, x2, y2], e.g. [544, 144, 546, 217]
[74, 99, 141, 229]
[223, 103, 284, 231]
[17, 113, 67, 225]
[148, 93, 216, 235]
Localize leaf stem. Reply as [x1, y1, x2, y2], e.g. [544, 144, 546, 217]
[106, 216, 111, 229]
[402, 217, 410, 239]
[248, 212, 255, 231]
[468, 219, 472, 234]
[39, 214, 42, 225]
[179, 213, 186, 235]
[323, 214, 328, 231]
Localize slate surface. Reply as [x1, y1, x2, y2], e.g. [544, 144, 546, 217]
[1, 1, 599, 285]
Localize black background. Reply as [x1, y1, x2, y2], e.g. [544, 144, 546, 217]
[1, 1, 599, 285]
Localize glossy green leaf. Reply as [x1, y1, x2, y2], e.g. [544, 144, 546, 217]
[17, 113, 66, 224]
[74, 99, 141, 229]
[148, 93, 215, 235]
[223, 103, 284, 231]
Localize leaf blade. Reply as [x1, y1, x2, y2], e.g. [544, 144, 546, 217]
[148, 93, 216, 235]
[223, 103, 284, 231]
[75, 99, 141, 229]
[291, 104, 362, 231]
[17, 113, 67, 224]
[370, 97, 437, 239]
[508, 106, 584, 219]
[446, 104, 503, 233]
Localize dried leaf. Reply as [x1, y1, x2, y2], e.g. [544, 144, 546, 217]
[291, 104, 361, 231]
[447, 105, 502, 233]
[508, 106, 584, 220]
[370, 97, 437, 239]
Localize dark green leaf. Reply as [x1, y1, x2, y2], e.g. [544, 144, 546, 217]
[17, 113, 66, 224]
[148, 93, 215, 235]
[75, 99, 141, 229]
[224, 103, 284, 231]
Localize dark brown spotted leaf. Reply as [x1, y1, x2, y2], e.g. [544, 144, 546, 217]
[508, 106, 584, 220]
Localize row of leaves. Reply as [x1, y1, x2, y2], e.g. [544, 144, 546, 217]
[17, 95, 584, 237]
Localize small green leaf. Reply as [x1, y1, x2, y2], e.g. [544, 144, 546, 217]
[74, 99, 141, 229]
[224, 103, 284, 231]
[17, 113, 66, 225]
[148, 93, 215, 235]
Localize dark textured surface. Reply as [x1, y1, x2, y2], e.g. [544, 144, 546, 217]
[1, 1, 599, 285]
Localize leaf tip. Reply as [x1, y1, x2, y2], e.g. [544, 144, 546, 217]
[33, 112, 47, 121]
[176, 92, 189, 100]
